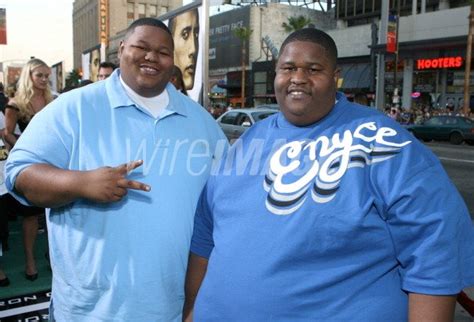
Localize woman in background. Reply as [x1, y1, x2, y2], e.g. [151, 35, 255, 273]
[3, 58, 53, 281]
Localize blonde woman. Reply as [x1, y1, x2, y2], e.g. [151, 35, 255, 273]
[3, 58, 53, 281]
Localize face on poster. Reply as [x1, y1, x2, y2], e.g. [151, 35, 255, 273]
[166, 6, 203, 102]
[90, 48, 101, 82]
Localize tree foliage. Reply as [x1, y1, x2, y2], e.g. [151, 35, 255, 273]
[233, 26, 253, 40]
[281, 16, 312, 33]
[65, 69, 81, 89]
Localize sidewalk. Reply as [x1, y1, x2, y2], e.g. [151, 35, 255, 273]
[0, 218, 52, 299]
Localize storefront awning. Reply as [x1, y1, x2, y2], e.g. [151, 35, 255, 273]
[338, 63, 371, 90]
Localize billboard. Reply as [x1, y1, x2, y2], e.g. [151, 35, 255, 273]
[209, 6, 250, 70]
[0, 8, 6, 45]
[162, 2, 204, 102]
[82, 45, 101, 82]
[51, 61, 64, 93]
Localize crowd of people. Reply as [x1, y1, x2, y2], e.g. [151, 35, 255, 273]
[385, 103, 474, 125]
[0, 18, 473, 322]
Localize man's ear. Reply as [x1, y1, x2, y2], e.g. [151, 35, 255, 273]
[118, 41, 124, 58]
[334, 67, 341, 87]
[334, 67, 340, 83]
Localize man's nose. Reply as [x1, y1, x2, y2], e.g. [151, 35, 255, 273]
[145, 51, 158, 62]
[291, 68, 309, 83]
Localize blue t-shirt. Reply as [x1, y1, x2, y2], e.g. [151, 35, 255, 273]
[191, 93, 474, 321]
[5, 70, 227, 322]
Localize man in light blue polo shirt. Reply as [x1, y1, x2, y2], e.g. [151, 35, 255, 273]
[5, 18, 226, 321]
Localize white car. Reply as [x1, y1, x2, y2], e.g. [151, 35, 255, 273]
[216, 108, 277, 142]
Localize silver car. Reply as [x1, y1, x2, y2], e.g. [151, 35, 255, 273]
[216, 108, 277, 142]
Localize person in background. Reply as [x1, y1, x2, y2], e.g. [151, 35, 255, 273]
[0, 97, 11, 287]
[169, 8, 199, 91]
[3, 58, 53, 282]
[5, 18, 225, 321]
[170, 65, 188, 95]
[0, 83, 8, 113]
[183, 28, 474, 322]
[97, 62, 117, 81]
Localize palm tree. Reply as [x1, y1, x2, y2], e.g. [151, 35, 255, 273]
[281, 16, 312, 33]
[65, 69, 81, 89]
[233, 27, 253, 107]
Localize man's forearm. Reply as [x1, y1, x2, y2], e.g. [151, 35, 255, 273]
[408, 293, 457, 322]
[183, 253, 209, 322]
[15, 164, 88, 208]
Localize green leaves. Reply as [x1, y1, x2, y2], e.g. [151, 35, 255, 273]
[281, 16, 312, 33]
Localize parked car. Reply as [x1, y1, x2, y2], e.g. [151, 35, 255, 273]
[216, 108, 277, 142]
[255, 103, 279, 110]
[405, 115, 474, 145]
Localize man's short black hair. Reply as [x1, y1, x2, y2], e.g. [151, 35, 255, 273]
[279, 28, 338, 68]
[125, 17, 172, 40]
[99, 62, 116, 70]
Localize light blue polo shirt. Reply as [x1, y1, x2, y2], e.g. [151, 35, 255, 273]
[5, 70, 227, 322]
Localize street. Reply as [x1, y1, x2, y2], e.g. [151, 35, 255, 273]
[424, 142, 474, 220]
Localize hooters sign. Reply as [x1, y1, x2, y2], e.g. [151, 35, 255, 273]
[416, 57, 463, 70]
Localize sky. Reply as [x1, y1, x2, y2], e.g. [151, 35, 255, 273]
[0, 0, 73, 73]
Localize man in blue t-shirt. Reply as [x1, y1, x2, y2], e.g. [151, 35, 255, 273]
[5, 18, 226, 321]
[184, 28, 474, 321]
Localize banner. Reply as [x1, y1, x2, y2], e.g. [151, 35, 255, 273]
[81, 52, 90, 80]
[82, 46, 101, 81]
[51, 61, 64, 93]
[0, 8, 6, 45]
[386, 14, 397, 54]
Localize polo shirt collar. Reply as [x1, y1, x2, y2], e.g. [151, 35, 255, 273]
[105, 68, 188, 117]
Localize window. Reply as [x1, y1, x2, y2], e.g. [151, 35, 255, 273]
[149, 4, 157, 17]
[220, 112, 239, 125]
[236, 113, 250, 126]
[138, 3, 146, 18]
[425, 117, 444, 126]
[160, 6, 168, 15]
[445, 117, 459, 125]
[251, 111, 276, 122]
[127, 2, 134, 25]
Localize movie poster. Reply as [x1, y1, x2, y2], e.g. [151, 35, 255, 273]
[162, 2, 203, 102]
[51, 61, 64, 93]
[82, 45, 101, 82]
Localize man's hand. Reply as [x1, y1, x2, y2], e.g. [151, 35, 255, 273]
[82, 160, 151, 203]
[14, 161, 151, 208]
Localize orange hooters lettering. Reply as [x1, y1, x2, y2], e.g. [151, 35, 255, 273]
[416, 56, 463, 70]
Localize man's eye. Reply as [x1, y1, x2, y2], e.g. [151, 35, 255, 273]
[280, 67, 295, 73]
[132, 45, 146, 50]
[181, 30, 190, 40]
[160, 51, 171, 56]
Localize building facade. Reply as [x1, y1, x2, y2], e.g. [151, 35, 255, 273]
[209, 3, 336, 107]
[334, 0, 473, 111]
[72, 0, 182, 70]
[210, 0, 472, 111]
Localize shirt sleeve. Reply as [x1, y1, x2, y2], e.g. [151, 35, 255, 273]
[372, 140, 474, 295]
[5, 96, 74, 205]
[190, 182, 215, 259]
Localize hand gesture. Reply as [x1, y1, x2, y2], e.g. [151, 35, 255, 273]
[83, 160, 150, 203]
